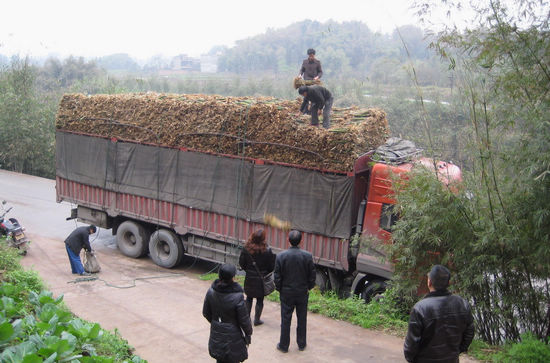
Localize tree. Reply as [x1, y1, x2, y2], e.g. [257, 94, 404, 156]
[96, 53, 140, 72]
[389, 0, 550, 344]
[0, 57, 55, 177]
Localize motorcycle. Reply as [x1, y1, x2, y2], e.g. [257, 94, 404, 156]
[0, 200, 29, 255]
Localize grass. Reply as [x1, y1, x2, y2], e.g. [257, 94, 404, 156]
[199, 272, 408, 334]
[468, 339, 502, 362]
[467, 334, 550, 363]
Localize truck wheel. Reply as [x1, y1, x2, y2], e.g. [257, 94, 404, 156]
[315, 270, 330, 293]
[116, 221, 150, 258]
[361, 279, 387, 303]
[149, 229, 184, 268]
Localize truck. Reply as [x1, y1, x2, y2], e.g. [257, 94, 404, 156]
[56, 122, 461, 302]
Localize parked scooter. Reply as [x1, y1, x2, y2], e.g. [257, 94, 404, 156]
[0, 200, 29, 255]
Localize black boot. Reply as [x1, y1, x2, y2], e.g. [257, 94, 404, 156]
[254, 303, 264, 326]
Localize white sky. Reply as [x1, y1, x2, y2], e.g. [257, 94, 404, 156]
[0, 0, 464, 60]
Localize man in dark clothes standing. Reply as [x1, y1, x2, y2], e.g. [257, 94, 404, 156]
[64, 225, 96, 276]
[298, 85, 333, 129]
[404, 265, 475, 363]
[274, 230, 316, 353]
[298, 48, 323, 81]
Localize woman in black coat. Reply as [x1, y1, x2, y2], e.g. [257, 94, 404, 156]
[203, 263, 253, 363]
[238, 229, 276, 326]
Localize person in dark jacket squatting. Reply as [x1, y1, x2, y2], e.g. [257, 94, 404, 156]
[203, 263, 253, 363]
[274, 230, 316, 353]
[64, 225, 96, 276]
[298, 85, 333, 129]
[404, 265, 475, 363]
[239, 229, 276, 326]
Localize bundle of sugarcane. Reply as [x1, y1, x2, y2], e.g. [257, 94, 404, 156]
[56, 93, 389, 172]
[293, 77, 321, 89]
[264, 213, 292, 230]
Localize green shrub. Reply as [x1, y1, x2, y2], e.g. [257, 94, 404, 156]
[492, 334, 550, 363]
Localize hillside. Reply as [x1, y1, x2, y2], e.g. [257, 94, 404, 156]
[217, 20, 430, 76]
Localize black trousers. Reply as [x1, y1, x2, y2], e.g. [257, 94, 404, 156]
[245, 295, 264, 314]
[279, 293, 309, 350]
[310, 97, 333, 129]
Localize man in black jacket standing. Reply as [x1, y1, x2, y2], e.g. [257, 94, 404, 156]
[64, 225, 96, 276]
[298, 85, 333, 129]
[404, 265, 475, 363]
[274, 230, 316, 353]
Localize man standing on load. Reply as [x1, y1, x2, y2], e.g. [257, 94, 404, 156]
[298, 48, 323, 81]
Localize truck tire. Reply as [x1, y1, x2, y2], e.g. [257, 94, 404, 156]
[315, 269, 330, 293]
[116, 220, 150, 258]
[361, 279, 387, 303]
[149, 229, 184, 268]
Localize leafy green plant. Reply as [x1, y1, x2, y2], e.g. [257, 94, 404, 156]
[0, 238, 146, 362]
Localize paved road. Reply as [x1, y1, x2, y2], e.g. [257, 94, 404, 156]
[1, 169, 475, 363]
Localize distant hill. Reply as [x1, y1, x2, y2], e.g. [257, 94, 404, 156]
[217, 20, 431, 77]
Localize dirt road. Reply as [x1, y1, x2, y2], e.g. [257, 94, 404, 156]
[1, 170, 476, 362]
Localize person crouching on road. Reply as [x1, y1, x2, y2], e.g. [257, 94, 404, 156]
[404, 265, 475, 363]
[239, 229, 276, 326]
[64, 225, 96, 276]
[298, 85, 333, 129]
[203, 263, 253, 363]
[274, 230, 316, 353]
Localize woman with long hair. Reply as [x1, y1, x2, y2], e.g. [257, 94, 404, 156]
[238, 229, 276, 326]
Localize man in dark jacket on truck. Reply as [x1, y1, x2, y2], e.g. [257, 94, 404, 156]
[64, 225, 96, 276]
[203, 263, 253, 363]
[404, 265, 475, 363]
[298, 85, 333, 129]
[274, 230, 316, 353]
[298, 48, 323, 81]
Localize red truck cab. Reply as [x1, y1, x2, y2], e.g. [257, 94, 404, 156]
[350, 150, 462, 301]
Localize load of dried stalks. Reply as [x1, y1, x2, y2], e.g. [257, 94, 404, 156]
[56, 93, 389, 172]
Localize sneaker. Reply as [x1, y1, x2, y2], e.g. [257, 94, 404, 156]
[276, 343, 288, 353]
[79, 272, 91, 276]
[253, 319, 264, 326]
[298, 345, 307, 351]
